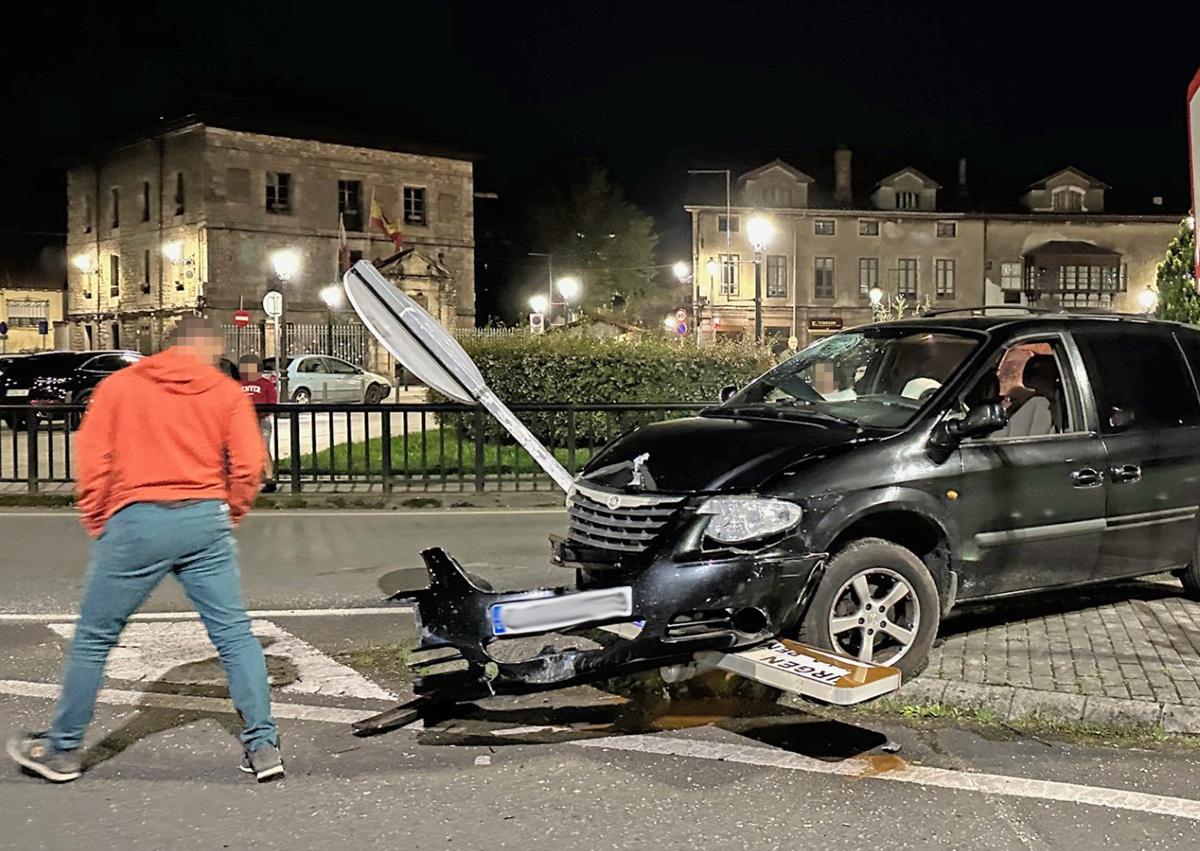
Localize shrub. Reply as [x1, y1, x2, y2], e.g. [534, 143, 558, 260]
[431, 333, 776, 446]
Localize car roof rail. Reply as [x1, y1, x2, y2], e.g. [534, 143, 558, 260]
[920, 305, 1058, 318]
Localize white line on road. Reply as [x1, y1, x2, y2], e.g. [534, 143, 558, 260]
[0, 678, 377, 726]
[0, 606, 413, 623]
[576, 735, 1200, 822]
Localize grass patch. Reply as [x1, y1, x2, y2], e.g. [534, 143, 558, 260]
[282, 427, 594, 478]
[335, 642, 416, 683]
[0, 493, 76, 508]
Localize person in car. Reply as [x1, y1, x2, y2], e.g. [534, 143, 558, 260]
[1002, 354, 1059, 438]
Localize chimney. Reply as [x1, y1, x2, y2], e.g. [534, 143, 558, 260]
[957, 157, 968, 197]
[834, 145, 852, 204]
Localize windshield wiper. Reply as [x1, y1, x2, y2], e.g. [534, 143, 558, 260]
[774, 399, 862, 428]
[705, 402, 861, 429]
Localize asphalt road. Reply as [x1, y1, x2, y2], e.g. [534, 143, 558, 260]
[2, 509, 1200, 850]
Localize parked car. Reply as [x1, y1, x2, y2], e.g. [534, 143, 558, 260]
[0, 350, 142, 429]
[277, 354, 392, 404]
[547, 310, 1200, 680]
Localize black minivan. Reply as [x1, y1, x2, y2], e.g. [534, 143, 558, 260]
[554, 311, 1200, 680]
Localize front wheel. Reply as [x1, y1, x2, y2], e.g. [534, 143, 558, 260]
[291, 387, 311, 404]
[796, 537, 940, 681]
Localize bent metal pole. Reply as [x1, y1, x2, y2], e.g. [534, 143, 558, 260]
[343, 260, 575, 494]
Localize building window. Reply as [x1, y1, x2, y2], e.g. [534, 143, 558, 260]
[142, 250, 151, 293]
[896, 191, 918, 210]
[766, 255, 788, 298]
[403, 186, 427, 225]
[174, 173, 185, 215]
[1052, 187, 1084, 212]
[936, 221, 957, 238]
[349, 250, 364, 266]
[1003, 291, 1022, 304]
[763, 186, 791, 207]
[109, 255, 120, 299]
[718, 215, 739, 233]
[814, 257, 835, 299]
[111, 188, 120, 229]
[719, 253, 739, 295]
[83, 195, 93, 234]
[1000, 262, 1023, 291]
[859, 219, 879, 236]
[338, 180, 363, 231]
[141, 181, 151, 222]
[266, 172, 292, 214]
[1056, 264, 1123, 308]
[814, 219, 836, 236]
[6, 300, 49, 326]
[858, 257, 880, 297]
[896, 258, 918, 298]
[935, 259, 956, 299]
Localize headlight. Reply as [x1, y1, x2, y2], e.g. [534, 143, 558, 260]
[697, 496, 802, 545]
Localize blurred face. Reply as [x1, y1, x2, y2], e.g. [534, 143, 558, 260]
[175, 329, 225, 365]
[241, 362, 261, 381]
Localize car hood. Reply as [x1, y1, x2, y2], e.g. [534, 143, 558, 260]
[579, 412, 876, 493]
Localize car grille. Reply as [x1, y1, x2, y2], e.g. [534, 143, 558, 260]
[567, 484, 686, 555]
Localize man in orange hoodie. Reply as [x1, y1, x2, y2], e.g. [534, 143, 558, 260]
[7, 316, 283, 783]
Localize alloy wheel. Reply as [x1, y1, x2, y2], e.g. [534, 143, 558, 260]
[827, 567, 921, 665]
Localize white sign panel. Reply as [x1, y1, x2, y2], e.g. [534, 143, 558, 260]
[262, 290, 283, 318]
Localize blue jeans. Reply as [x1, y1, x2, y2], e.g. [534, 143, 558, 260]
[49, 501, 277, 752]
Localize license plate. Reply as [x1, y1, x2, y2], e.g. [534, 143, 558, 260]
[489, 587, 633, 637]
[5, 389, 28, 397]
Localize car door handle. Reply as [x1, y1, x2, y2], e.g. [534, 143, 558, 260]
[1071, 468, 1104, 488]
[1110, 464, 1142, 484]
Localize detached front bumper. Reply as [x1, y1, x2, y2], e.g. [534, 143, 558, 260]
[395, 541, 825, 701]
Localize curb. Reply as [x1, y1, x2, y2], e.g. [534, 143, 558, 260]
[894, 676, 1200, 734]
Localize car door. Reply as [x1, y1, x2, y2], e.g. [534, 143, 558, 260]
[324, 356, 365, 402]
[1074, 325, 1200, 580]
[951, 330, 1107, 600]
[295, 356, 330, 401]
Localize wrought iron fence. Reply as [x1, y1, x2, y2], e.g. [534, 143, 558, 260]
[221, 322, 369, 366]
[0, 401, 708, 494]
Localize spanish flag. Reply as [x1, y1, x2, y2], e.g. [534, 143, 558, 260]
[369, 199, 405, 251]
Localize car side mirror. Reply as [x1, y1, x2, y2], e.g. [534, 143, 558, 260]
[931, 402, 1008, 450]
[1108, 407, 1136, 431]
[719, 385, 738, 403]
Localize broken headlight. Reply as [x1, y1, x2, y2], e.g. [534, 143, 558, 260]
[698, 496, 802, 545]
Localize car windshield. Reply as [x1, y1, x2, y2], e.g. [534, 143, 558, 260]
[721, 329, 981, 429]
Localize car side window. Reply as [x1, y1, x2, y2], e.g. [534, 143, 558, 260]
[325, 358, 358, 374]
[962, 338, 1079, 439]
[83, 354, 137, 373]
[298, 358, 326, 374]
[1074, 329, 1200, 433]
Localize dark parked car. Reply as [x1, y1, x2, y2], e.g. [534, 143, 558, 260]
[537, 310, 1200, 681]
[0, 350, 141, 429]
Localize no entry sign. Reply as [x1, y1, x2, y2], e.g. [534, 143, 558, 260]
[232, 309, 252, 327]
[1189, 66, 1200, 279]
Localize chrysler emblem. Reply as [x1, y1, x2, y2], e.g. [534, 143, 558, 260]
[606, 494, 622, 510]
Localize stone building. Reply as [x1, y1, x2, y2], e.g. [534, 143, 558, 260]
[686, 152, 1182, 350]
[64, 116, 475, 355]
[0, 232, 67, 353]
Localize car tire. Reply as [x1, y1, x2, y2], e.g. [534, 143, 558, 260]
[291, 387, 311, 404]
[363, 383, 388, 405]
[796, 537, 940, 681]
[1180, 543, 1200, 601]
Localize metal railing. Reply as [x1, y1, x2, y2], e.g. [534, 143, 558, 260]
[0, 401, 708, 495]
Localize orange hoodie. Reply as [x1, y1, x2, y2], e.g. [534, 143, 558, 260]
[76, 348, 266, 537]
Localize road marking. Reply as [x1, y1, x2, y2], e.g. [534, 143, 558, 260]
[0, 678, 374, 726]
[0, 509, 565, 518]
[0, 606, 413, 623]
[46, 620, 397, 702]
[576, 735, 1200, 822]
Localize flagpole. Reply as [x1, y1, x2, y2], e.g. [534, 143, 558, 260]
[367, 187, 376, 262]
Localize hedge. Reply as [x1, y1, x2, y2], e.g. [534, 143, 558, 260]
[431, 334, 776, 445]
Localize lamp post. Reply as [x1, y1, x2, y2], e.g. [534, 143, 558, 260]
[555, 276, 581, 324]
[73, 254, 99, 349]
[270, 249, 299, 397]
[746, 215, 773, 344]
[528, 252, 554, 323]
[1137, 287, 1158, 316]
[320, 284, 343, 357]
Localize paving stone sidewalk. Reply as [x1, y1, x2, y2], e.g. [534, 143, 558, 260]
[893, 574, 1200, 733]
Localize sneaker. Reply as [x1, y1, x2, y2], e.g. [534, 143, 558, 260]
[7, 732, 82, 783]
[239, 744, 284, 782]
[262, 481, 278, 494]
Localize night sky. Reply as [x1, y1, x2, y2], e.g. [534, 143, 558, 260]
[2, 1, 1197, 313]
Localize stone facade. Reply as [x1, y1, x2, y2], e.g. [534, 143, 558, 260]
[65, 120, 474, 353]
[687, 154, 1182, 350]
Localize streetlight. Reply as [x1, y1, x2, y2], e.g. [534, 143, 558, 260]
[270, 249, 299, 396]
[672, 261, 690, 282]
[162, 241, 183, 264]
[320, 284, 343, 357]
[529, 294, 550, 315]
[869, 286, 885, 306]
[1137, 287, 1158, 314]
[746, 215, 774, 344]
[271, 249, 300, 282]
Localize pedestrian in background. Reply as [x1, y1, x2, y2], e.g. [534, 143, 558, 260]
[7, 315, 283, 783]
[240, 353, 279, 493]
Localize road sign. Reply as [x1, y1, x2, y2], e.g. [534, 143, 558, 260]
[529, 313, 545, 334]
[676, 322, 688, 336]
[0, 321, 7, 337]
[232, 309, 252, 327]
[37, 320, 48, 336]
[262, 290, 283, 318]
[674, 308, 688, 322]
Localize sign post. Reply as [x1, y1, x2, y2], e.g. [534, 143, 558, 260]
[263, 290, 284, 397]
[0, 320, 7, 354]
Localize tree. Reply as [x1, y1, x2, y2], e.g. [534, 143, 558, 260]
[871, 293, 933, 323]
[1154, 218, 1198, 323]
[523, 160, 661, 320]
